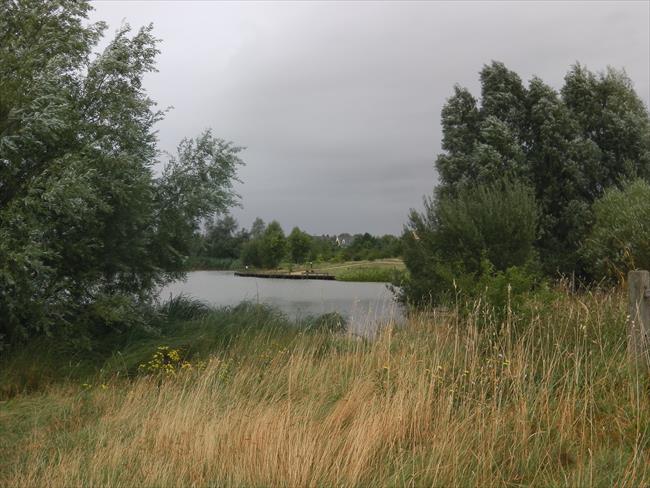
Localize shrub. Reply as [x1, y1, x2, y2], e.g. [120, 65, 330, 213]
[159, 295, 212, 322]
[401, 178, 539, 306]
[582, 179, 650, 282]
[303, 312, 347, 333]
[472, 258, 543, 323]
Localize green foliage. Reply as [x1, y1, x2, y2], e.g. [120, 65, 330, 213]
[259, 221, 286, 268]
[582, 179, 650, 281]
[337, 267, 406, 283]
[308, 236, 343, 262]
[402, 179, 539, 306]
[185, 256, 241, 271]
[473, 259, 542, 321]
[249, 217, 266, 239]
[434, 61, 650, 274]
[240, 238, 263, 268]
[343, 233, 379, 260]
[158, 294, 211, 322]
[0, 2, 242, 347]
[342, 233, 403, 261]
[287, 227, 312, 263]
[202, 214, 249, 260]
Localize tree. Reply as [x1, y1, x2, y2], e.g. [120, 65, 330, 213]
[259, 221, 286, 268]
[377, 235, 402, 258]
[402, 179, 539, 306]
[287, 227, 312, 264]
[432, 61, 650, 275]
[204, 214, 248, 260]
[582, 179, 650, 282]
[0, 1, 243, 346]
[308, 235, 339, 262]
[240, 239, 263, 268]
[249, 217, 266, 239]
[344, 233, 379, 261]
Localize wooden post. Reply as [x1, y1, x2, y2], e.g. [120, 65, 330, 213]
[627, 270, 650, 370]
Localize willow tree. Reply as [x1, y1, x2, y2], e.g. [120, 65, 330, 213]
[0, 0, 243, 346]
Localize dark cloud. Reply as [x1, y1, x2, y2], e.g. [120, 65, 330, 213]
[90, 1, 650, 234]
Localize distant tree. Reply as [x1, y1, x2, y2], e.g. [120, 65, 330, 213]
[344, 233, 379, 261]
[240, 239, 263, 268]
[287, 227, 312, 263]
[0, 1, 243, 346]
[259, 221, 286, 268]
[308, 235, 339, 262]
[204, 214, 248, 260]
[249, 217, 266, 239]
[378, 235, 403, 258]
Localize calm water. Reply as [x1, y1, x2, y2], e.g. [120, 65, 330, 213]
[159, 271, 402, 334]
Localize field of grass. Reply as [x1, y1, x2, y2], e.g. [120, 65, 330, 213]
[2, 288, 650, 486]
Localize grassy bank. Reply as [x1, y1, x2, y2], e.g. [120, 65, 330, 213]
[2, 289, 650, 486]
[282, 258, 407, 282]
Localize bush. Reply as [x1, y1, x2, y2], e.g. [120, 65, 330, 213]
[472, 258, 543, 323]
[401, 178, 539, 306]
[582, 179, 650, 282]
[158, 295, 212, 322]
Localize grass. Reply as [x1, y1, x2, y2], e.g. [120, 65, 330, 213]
[2, 287, 650, 486]
[281, 258, 407, 282]
[336, 266, 406, 283]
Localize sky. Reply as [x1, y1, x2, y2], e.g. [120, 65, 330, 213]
[89, 1, 650, 236]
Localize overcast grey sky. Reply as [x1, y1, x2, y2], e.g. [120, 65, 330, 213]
[89, 1, 650, 235]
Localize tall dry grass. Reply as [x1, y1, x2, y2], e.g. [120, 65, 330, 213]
[2, 288, 649, 487]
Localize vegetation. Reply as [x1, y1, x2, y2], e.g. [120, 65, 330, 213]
[3, 3, 650, 486]
[287, 226, 313, 264]
[203, 215, 249, 262]
[403, 179, 539, 306]
[2, 288, 650, 486]
[258, 221, 287, 269]
[336, 266, 406, 283]
[275, 258, 406, 283]
[403, 61, 650, 307]
[582, 179, 650, 282]
[341, 233, 403, 261]
[0, 1, 242, 348]
[191, 217, 404, 273]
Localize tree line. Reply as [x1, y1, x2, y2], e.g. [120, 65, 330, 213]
[189, 215, 403, 270]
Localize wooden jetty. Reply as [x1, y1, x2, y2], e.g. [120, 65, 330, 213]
[234, 271, 335, 281]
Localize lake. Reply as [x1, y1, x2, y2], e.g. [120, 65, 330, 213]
[160, 271, 403, 335]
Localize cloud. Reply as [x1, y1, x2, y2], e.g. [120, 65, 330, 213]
[90, 0, 650, 234]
